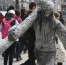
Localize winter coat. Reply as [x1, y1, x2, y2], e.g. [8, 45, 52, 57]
[0, 15, 4, 23]
[15, 16, 22, 23]
[1, 13, 19, 39]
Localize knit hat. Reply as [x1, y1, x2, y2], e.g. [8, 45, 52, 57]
[8, 10, 15, 14]
[38, 1, 54, 11]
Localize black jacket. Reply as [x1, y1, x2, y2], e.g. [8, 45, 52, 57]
[23, 11, 36, 43]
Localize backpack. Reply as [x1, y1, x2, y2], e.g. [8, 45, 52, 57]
[1, 18, 14, 39]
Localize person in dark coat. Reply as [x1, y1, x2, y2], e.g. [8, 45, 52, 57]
[20, 2, 36, 65]
[2, 10, 19, 65]
[21, 8, 27, 21]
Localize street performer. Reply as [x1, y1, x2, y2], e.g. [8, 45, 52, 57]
[8, 1, 66, 65]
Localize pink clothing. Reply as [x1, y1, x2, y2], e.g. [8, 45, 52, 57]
[15, 16, 22, 23]
[1, 18, 14, 39]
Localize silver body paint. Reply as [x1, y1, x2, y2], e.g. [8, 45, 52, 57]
[0, 1, 66, 65]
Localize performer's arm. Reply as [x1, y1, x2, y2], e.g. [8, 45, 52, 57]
[54, 16, 66, 49]
[8, 8, 38, 41]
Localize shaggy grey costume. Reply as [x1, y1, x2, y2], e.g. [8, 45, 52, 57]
[8, 1, 66, 65]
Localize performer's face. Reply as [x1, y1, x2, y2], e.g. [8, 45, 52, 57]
[43, 9, 52, 17]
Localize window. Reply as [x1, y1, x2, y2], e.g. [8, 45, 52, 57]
[21, 4, 23, 8]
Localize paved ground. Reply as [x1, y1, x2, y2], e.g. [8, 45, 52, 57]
[0, 52, 66, 65]
[0, 53, 28, 65]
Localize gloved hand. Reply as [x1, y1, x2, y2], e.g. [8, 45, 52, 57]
[8, 29, 16, 41]
[8, 25, 18, 41]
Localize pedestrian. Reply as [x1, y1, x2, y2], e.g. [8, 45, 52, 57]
[0, 12, 5, 39]
[0, 12, 5, 32]
[8, 1, 66, 65]
[1, 10, 19, 65]
[20, 2, 36, 65]
[5, 5, 15, 17]
[14, 10, 23, 61]
[21, 8, 27, 21]
[21, 8, 28, 54]
[0, 12, 5, 23]
[15, 10, 23, 23]
[7, 5, 15, 12]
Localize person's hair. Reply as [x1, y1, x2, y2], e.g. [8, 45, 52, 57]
[21, 8, 26, 15]
[58, 11, 62, 17]
[7, 5, 15, 12]
[37, 11, 53, 32]
[54, 12, 60, 18]
[15, 10, 20, 16]
[21, 8, 26, 20]
[29, 2, 36, 10]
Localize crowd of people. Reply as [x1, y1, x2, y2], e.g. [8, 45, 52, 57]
[0, 1, 65, 65]
[0, 2, 37, 65]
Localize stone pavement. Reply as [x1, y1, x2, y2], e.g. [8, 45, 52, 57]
[0, 53, 28, 65]
[0, 52, 66, 65]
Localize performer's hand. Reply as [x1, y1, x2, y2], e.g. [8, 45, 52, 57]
[8, 29, 16, 41]
[8, 25, 19, 41]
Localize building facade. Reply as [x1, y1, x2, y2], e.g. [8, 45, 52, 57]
[0, 0, 65, 11]
[51, 0, 63, 12]
[0, 0, 40, 10]
[0, 0, 15, 11]
[62, 0, 66, 15]
[19, 0, 35, 9]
